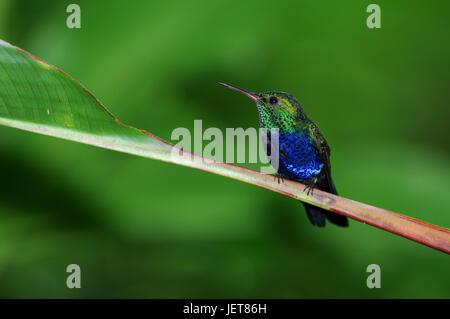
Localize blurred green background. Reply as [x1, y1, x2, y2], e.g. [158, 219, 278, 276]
[0, 0, 449, 298]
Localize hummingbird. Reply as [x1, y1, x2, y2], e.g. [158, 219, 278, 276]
[220, 82, 348, 227]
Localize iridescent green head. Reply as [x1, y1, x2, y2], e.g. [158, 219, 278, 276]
[220, 82, 306, 131]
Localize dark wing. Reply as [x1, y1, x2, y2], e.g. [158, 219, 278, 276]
[308, 122, 334, 192]
[307, 121, 348, 227]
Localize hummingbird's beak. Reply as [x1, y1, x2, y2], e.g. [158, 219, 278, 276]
[219, 82, 259, 101]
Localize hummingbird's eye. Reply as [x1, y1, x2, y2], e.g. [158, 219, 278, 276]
[269, 96, 278, 105]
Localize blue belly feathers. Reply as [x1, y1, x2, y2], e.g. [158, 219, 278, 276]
[276, 131, 324, 180]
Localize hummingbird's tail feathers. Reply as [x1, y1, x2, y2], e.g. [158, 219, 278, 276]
[325, 211, 349, 227]
[326, 180, 349, 227]
[303, 203, 349, 227]
[304, 203, 326, 227]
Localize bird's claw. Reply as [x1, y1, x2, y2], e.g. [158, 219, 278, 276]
[273, 174, 285, 184]
[303, 184, 315, 196]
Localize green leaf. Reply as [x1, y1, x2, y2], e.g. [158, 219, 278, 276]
[0, 39, 173, 159]
[0, 39, 449, 254]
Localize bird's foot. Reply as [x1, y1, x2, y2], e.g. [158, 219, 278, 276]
[303, 184, 314, 196]
[303, 177, 318, 196]
[273, 174, 285, 184]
